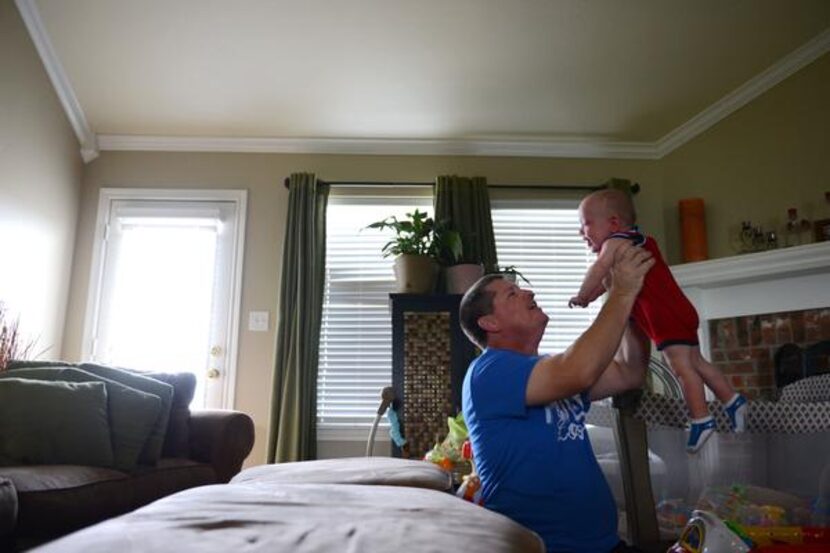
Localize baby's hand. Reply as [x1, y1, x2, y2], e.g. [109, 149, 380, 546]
[568, 296, 588, 308]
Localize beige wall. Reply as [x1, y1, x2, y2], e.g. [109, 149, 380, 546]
[660, 52, 830, 264]
[0, 1, 82, 356]
[63, 153, 660, 464]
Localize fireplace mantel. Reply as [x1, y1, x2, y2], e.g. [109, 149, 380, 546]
[670, 241, 830, 355]
[672, 241, 830, 289]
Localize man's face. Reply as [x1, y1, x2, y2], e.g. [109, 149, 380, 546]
[483, 278, 549, 337]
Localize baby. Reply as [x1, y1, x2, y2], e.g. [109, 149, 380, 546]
[569, 188, 747, 453]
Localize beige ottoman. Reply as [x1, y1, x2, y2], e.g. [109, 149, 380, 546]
[34, 483, 545, 553]
[232, 456, 452, 492]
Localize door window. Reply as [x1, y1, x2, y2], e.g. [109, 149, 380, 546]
[85, 191, 246, 409]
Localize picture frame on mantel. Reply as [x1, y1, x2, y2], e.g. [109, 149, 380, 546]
[815, 219, 830, 242]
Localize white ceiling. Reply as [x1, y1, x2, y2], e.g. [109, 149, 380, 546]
[21, 0, 830, 159]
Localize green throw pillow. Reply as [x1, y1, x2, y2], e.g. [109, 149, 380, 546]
[79, 363, 173, 465]
[0, 367, 162, 472]
[127, 370, 196, 458]
[0, 378, 114, 468]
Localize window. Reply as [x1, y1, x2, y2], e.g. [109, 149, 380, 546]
[491, 200, 600, 353]
[317, 196, 431, 433]
[317, 194, 597, 437]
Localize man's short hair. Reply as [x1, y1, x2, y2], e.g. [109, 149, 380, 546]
[459, 274, 504, 350]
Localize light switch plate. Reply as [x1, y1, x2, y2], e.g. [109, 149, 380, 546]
[248, 311, 269, 332]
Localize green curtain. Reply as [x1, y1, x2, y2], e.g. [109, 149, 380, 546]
[433, 175, 498, 272]
[267, 172, 329, 463]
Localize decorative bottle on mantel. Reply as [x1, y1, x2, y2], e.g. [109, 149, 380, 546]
[784, 208, 798, 247]
[783, 207, 812, 247]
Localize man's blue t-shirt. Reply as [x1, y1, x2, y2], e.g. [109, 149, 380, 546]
[462, 348, 619, 553]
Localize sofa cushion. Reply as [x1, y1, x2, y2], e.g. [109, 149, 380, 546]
[129, 371, 196, 458]
[0, 465, 128, 493]
[129, 458, 217, 509]
[1, 464, 129, 539]
[8, 362, 196, 459]
[5, 360, 76, 370]
[0, 461, 216, 540]
[79, 363, 174, 465]
[0, 477, 16, 537]
[232, 457, 452, 491]
[0, 379, 114, 468]
[0, 367, 162, 472]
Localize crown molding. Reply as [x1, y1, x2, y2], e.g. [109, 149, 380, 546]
[96, 134, 660, 159]
[656, 27, 830, 158]
[16, 0, 98, 162]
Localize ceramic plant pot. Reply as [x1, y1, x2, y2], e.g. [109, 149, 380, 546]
[445, 263, 484, 294]
[393, 254, 439, 293]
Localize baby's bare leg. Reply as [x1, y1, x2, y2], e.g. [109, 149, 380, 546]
[662, 344, 708, 419]
[689, 346, 736, 403]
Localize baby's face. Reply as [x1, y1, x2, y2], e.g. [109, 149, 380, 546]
[578, 201, 614, 253]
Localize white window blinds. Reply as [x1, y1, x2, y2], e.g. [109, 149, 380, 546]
[317, 197, 432, 429]
[491, 201, 600, 354]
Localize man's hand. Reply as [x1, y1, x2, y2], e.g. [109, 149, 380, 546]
[605, 241, 654, 299]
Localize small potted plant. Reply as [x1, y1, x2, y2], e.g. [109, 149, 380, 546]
[366, 209, 453, 293]
[435, 227, 486, 294]
[494, 265, 531, 286]
[0, 302, 37, 371]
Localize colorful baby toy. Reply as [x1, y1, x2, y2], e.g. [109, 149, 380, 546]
[670, 510, 830, 552]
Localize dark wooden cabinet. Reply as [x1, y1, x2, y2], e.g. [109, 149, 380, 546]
[390, 294, 478, 458]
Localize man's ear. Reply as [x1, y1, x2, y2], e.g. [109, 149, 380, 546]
[477, 314, 499, 333]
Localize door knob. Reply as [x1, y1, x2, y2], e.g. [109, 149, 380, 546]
[206, 368, 221, 379]
[210, 345, 223, 356]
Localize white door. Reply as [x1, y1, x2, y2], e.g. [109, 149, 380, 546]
[84, 189, 246, 409]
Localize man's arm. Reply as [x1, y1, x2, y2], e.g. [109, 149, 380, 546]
[587, 319, 651, 401]
[526, 243, 654, 406]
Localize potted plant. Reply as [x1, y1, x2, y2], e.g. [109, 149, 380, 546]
[493, 265, 532, 286]
[435, 227, 485, 294]
[0, 302, 37, 371]
[366, 209, 450, 293]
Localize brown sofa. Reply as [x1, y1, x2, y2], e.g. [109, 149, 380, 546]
[0, 408, 254, 551]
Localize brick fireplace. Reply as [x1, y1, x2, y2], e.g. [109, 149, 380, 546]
[671, 241, 830, 401]
[708, 308, 830, 399]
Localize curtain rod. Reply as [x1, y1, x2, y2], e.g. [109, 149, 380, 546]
[282, 178, 604, 192]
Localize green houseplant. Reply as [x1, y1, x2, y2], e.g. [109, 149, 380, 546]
[0, 302, 37, 371]
[366, 209, 461, 293]
[494, 265, 531, 286]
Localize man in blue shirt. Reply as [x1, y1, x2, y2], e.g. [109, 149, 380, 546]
[460, 242, 653, 553]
